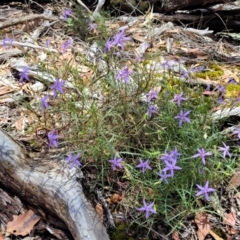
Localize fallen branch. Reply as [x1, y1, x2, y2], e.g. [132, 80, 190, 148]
[0, 129, 110, 240]
[0, 14, 58, 30]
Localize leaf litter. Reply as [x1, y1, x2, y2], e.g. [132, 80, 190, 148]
[1, 1, 240, 240]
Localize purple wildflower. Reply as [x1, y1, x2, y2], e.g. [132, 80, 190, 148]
[169, 147, 182, 160]
[158, 169, 171, 183]
[161, 60, 178, 71]
[105, 39, 114, 51]
[45, 39, 51, 48]
[196, 180, 215, 201]
[109, 156, 123, 171]
[147, 104, 158, 118]
[233, 128, 240, 139]
[217, 95, 224, 103]
[228, 77, 237, 84]
[65, 153, 82, 168]
[163, 159, 182, 177]
[105, 28, 131, 51]
[137, 199, 157, 219]
[116, 66, 132, 83]
[218, 142, 231, 158]
[47, 129, 59, 148]
[192, 148, 212, 165]
[63, 9, 72, 20]
[160, 150, 175, 163]
[172, 92, 187, 107]
[3, 37, 14, 49]
[180, 69, 189, 79]
[136, 159, 152, 174]
[61, 38, 73, 54]
[174, 110, 191, 127]
[217, 85, 225, 94]
[19, 67, 30, 83]
[50, 78, 65, 98]
[40, 95, 49, 109]
[111, 29, 131, 50]
[147, 88, 159, 102]
[88, 23, 97, 31]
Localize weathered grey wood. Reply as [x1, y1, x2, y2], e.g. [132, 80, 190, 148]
[159, 0, 233, 13]
[0, 129, 110, 240]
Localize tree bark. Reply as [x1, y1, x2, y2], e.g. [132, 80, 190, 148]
[0, 129, 110, 240]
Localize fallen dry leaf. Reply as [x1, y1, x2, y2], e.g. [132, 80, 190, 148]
[95, 203, 104, 223]
[6, 210, 40, 236]
[195, 212, 210, 240]
[226, 168, 240, 191]
[172, 230, 181, 240]
[110, 193, 123, 203]
[223, 209, 236, 226]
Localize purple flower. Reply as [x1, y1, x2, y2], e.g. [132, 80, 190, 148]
[109, 156, 123, 171]
[19, 67, 30, 83]
[65, 153, 82, 168]
[136, 159, 152, 174]
[116, 66, 132, 83]
[147, 104, 158, 118]
[105, 28, 131, 51]
[111, 29, 131, 50]
[45, 39, 51, 48]
[3, 37, 14, 49]
[217, 85, 225, 94]
[61, 38, 73, 53]
[196, 180, 215, 201]
[169, 147, 182, 160]
[160, 150, 175, 163]
[137, 199, 157, 219]
[63, 9, 72, 20]
[50, 78, 65, 98]
[163, 159, 182, 177]
[47, 129, 59, 148]
[217, 96, 224, 103]
[40, 95, 49, 109]
[174, 110, 191, 127]
[158, 169, 171, 183]
[161, 60, 178, 71]
[192, 148, 212, 165]
[172, 92, 187, 107]
[147, 88, 159, 102]
[105, 39, 114, 51]
[228, 77, 237, 84]
[88, 23, 97, 31]
[233, 128, 240, 139]
[218, 142, 231, 158]
[180, 69, 189, 79]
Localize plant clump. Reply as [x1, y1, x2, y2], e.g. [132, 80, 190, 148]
[17, 9, 240, 239]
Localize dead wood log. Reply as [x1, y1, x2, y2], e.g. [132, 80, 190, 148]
[0, 129, 110, 240]
[158, 0, 233, 13]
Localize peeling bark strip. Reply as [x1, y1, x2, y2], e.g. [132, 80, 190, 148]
[0, 129, 110, 240]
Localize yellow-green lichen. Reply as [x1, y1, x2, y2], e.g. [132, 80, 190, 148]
[194, 64, 224, 79]
[225, 83, 240, 99]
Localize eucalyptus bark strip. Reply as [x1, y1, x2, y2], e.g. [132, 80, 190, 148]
[0, 129, 109, 240]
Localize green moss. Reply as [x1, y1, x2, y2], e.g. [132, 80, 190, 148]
[110, 223, 135, 240]
[194, 64, 223, 79]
